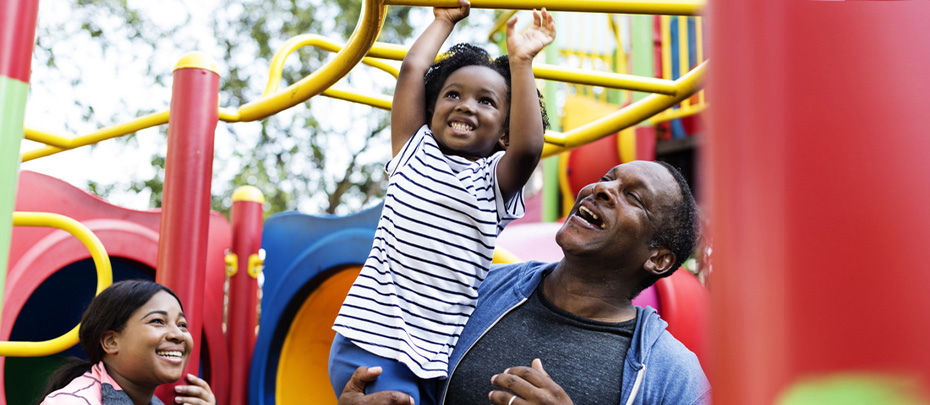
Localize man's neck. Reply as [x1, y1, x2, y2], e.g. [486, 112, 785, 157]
[544, 259, 638, 323]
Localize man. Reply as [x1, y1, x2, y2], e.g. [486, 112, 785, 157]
[338, 160, 710, 405]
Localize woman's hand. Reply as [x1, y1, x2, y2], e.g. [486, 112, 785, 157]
[489, 359, 573, 405]
[506, 8, 556, 64]
[337, 366, 414, 405]
[174, 374, 216, 405]
[433, 0, 470, 24]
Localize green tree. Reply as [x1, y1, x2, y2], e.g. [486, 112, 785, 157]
[27, 0, 447, 217]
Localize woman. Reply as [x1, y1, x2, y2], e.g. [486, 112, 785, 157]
[40, 280, 215, 405]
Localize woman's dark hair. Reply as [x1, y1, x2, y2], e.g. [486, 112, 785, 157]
[41, 280, 182, 399]
[424, 43, 550, 142]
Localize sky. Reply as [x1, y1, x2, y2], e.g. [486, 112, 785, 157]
[18, 0, 499, 212]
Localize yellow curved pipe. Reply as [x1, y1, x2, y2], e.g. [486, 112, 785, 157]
[235, 0, 387, 121]
[384, 0, 704, 16]
[262, 34, 400, 98]
[0, 212, 113, 357]
[541, 61, 706, 158]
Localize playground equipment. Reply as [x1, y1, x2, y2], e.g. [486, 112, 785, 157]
[2, 0, 709, 403]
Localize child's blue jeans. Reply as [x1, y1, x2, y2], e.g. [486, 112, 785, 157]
[329, 332, 443, 405]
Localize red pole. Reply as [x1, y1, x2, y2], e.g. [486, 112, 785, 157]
[0, 1, 39, 404]
[154, 52, 219, 403]
[709, 2, 930, 404]
[227, 186, 264, 405]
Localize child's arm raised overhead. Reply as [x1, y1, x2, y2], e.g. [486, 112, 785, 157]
[496, 9, 555, 200]
[391, 0, 470, 157]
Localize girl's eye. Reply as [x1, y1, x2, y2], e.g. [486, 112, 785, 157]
[479, 98, 494, 106]
[444, 91, 459, 99]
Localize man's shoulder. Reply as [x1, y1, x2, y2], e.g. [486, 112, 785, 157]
[643, 331, 710, 404]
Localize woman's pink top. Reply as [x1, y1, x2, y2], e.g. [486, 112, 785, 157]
[40, 361, 133, 405]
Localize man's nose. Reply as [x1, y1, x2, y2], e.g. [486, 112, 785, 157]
[593, 181, 616, 205]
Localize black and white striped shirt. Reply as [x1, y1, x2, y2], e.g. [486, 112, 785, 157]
[333, 125, 524, 379]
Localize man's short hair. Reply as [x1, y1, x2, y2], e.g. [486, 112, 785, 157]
[633, 161, 699, 297]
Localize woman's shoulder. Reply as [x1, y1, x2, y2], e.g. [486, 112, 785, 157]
[40, 370, 103, 404]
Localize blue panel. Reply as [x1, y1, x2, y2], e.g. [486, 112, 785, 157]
[250, 203, 382, 405]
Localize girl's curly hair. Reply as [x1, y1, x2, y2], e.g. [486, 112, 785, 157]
[424, 43, 550, 132]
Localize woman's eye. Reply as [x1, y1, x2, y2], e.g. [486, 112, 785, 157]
[150, 319, 165, 325]
[178, 322, 189, 330]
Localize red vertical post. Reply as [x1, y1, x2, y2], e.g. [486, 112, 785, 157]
[709, 1, 930, 404]
[0, 0, 40, 327]
[154, 52, 219, 403]
[227, 186, 264, 405]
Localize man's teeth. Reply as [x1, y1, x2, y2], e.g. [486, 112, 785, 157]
[578, 206, 606, 229]
[451, 122, 473, 131]
[157, 351, 183, 359]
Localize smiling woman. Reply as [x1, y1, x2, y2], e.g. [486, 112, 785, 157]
[38, 280, 215, 405]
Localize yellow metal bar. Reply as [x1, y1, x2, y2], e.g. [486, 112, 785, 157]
[534, 64, 677, 95]
[322, 87, 393, 110]
[661, 15, 672, 81]
[21, 110, 170, 162]
[23, 128, 72, 149]
[488, 10, 518, 42]
[647, 103, 707, 124]
[219, 107, 242, 122]
[0, 212, 113, 357]
[695, 16, 705, 105]
[677, 16, 690, 109]
[235, 0, 387, 121]
[542, 61, 706, 158]
[384, 0, 704, 16]
[262, 34, 400, 98]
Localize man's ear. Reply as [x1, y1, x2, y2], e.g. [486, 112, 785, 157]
[644, 247, 676, 276]
[101, 331, 119, 355]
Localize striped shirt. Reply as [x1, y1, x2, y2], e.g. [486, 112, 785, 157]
[333, 125, 524, 379]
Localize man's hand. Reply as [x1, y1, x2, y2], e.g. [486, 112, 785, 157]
[506, 8, 556, 64]
[489, 359, 573, 405]
[433, 0, 470, 25]
[337, 366, 414, 405]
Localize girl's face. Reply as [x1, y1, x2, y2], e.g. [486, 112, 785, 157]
[102, 290, 192, 389]
[429, 65, 509, 160]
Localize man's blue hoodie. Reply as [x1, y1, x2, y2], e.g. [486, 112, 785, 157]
[440, 261, 711, 404]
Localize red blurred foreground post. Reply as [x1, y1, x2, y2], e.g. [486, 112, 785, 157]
[155, 52, 220, 403]
[709, 2, 930, 404]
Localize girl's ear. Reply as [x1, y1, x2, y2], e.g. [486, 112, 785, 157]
[101, 331, 119, 355]
[498, 131, 510, 150]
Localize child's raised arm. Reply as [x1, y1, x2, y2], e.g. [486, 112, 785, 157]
[391, 0, 470, 157]
[496, 9, 555, 199]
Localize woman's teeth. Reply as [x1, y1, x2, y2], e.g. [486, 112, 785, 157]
[157, 351, 183, 359]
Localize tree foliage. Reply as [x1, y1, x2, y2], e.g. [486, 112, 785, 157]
[28, 0, 432, 217]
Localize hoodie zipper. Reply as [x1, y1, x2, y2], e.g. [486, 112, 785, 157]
[440, 297, 529, 404]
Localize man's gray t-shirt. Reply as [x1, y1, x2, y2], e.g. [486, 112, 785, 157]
[445, 279, 635, 404]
